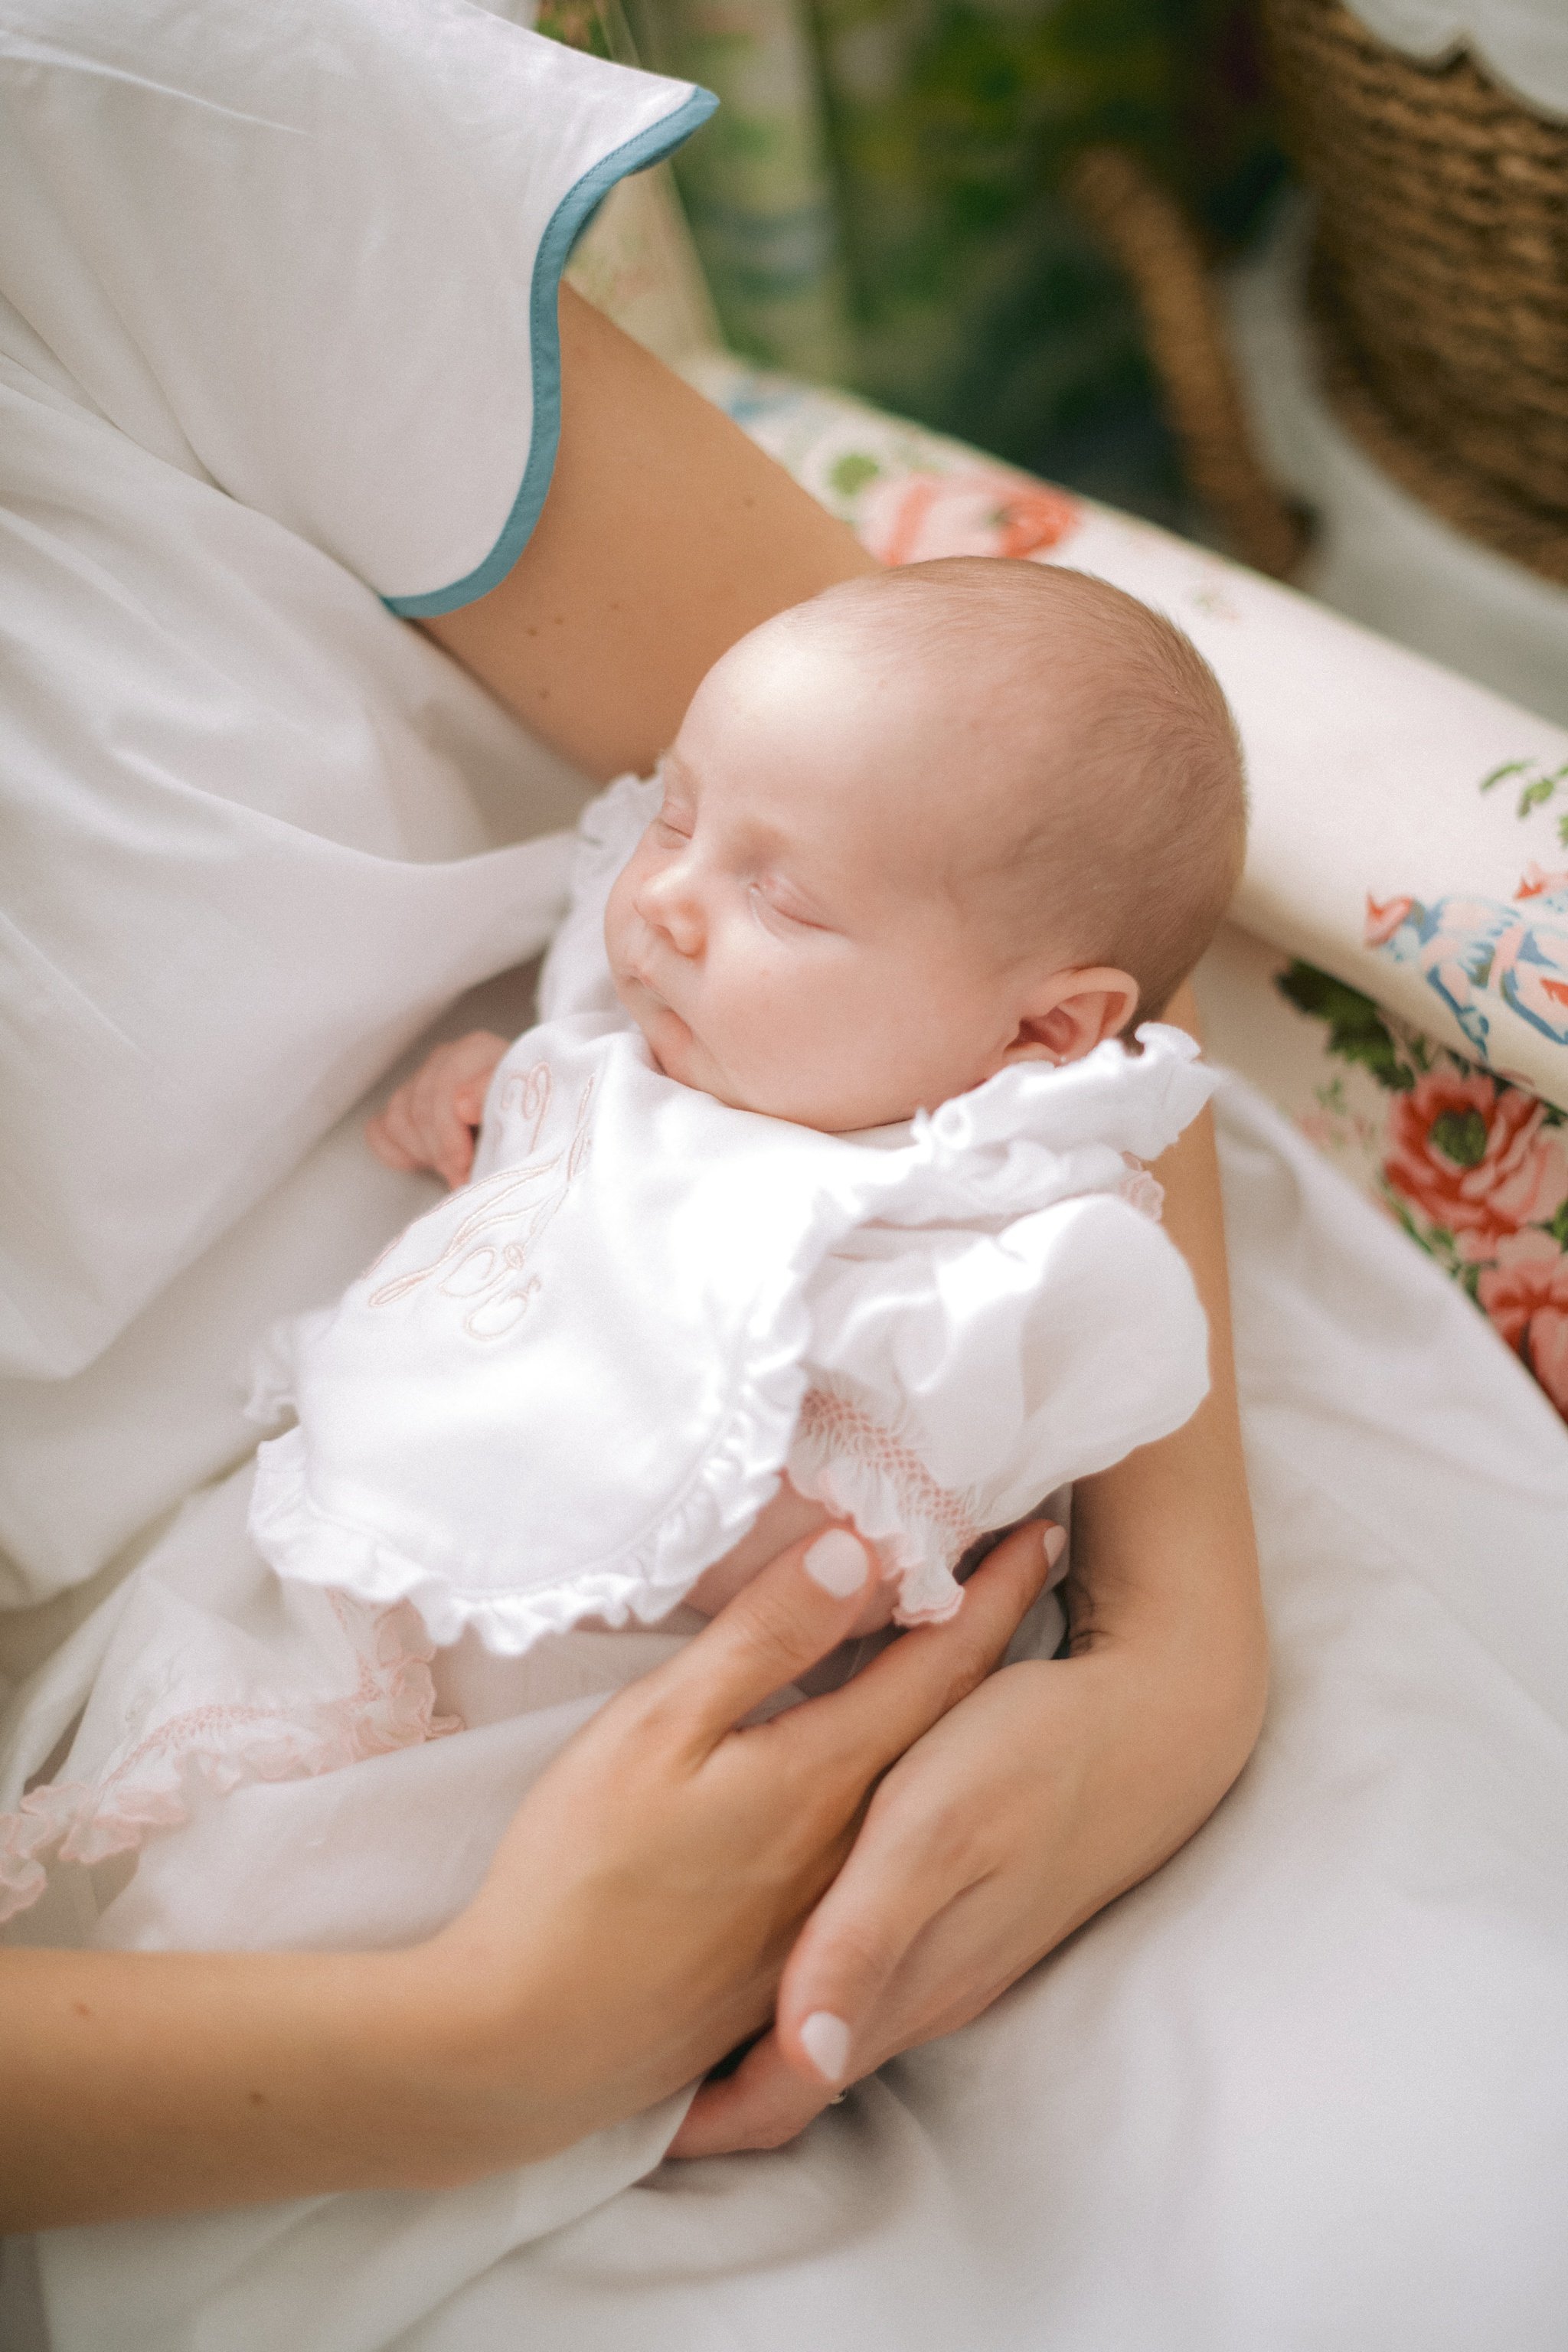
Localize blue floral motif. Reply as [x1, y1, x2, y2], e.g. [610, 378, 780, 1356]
[1365, 871, 1568, 1061]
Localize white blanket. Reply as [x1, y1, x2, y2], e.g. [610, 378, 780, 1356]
[4, 1080, 1566, 2350]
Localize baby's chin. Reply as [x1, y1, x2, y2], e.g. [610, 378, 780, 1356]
[629, 1001, 779, 1119]
[620, 985, 701, 1089]
[614, 975, 929, 1129]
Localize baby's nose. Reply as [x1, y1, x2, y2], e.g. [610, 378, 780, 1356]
[638, 864, 704, 958]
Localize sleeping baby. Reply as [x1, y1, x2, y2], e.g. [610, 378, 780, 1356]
[246, 557, 1246, 1650]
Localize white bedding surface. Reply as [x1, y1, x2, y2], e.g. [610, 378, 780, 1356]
[4, 1078, 1566, 2350]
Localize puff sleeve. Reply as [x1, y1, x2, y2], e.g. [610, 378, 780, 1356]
[789, 1189, 1212, 1622]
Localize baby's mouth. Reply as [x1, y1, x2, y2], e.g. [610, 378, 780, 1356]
[619, 962, 693, 1051]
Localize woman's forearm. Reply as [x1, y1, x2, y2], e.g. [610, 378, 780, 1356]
[0, 1941, 535, 2232]
[1067, 980, 1267, 1811]
[420, 287, 879, 781]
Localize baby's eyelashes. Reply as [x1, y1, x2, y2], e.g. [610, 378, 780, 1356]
[749, 880, 832, 936]
[750, 886, 812, 935]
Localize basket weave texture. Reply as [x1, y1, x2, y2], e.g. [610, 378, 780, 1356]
[1263, 0, 1568, 584]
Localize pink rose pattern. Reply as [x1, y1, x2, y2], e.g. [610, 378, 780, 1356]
[1383, 1071, 1568, 1262]
[858, 469, 1080, 567]
[1279, 959, 1568, 1425]
[1478, 1233, 1568, 1419]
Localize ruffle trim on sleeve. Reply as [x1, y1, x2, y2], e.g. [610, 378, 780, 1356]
[788, 1387, 978, 1626]
[247, 1223, 817, 1655]
[858, 1023, 1218, 1232]
[0, 1597, 452, 1926]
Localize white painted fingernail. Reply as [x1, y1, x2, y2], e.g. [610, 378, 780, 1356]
[803, 1529, 867, 1599]
[799, 2011, 852, 2083]
[1041, 1524, 1067, 1570]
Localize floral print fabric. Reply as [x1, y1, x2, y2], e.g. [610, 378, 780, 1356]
[1276, 961, 1568, 1423]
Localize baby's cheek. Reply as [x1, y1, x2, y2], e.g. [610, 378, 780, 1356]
[602, 864, 635, 969]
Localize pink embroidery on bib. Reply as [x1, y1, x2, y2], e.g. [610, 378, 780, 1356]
[495, 1059, 554, 1158]
[368, 1075, 596, 1341]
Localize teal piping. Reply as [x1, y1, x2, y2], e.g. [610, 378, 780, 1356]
[385, 83, 716, 619]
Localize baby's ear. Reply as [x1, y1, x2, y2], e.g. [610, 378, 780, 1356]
[1004, 967, 1139, 1068]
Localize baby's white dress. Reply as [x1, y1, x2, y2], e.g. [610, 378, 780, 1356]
[247, 776, 1219, 1650]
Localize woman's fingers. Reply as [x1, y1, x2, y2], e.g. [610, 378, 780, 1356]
[772, 1794, 972, 2092]
[642, 1525, 874, 1752]
[799, 1521, 1056, 1785]
[666, 2028, 832, 2158]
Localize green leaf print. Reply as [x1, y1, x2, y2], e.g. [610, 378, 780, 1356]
[1426, 1107, 1488, 1168]
[1276, 962, 1415, 1092]
[828, 451, 881, 501]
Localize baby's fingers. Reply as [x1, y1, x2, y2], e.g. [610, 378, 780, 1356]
[366, 1089, 435, 1175]
[426, 1102, 479, 1190]
[364, 1106, 420, 1171]
[415, 1035, 505, 1187]
[452, 1073, 494, 1124]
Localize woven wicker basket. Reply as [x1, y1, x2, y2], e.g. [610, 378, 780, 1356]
[1262, 0, 1568, 586]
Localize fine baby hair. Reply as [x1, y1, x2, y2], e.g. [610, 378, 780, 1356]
[793, 557, 1249, 1021]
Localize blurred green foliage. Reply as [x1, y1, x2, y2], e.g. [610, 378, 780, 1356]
[809, 0, 1282, 505]
[629, 0, 1285, 514]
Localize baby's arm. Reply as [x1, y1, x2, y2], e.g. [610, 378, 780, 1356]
[365, 1031, 510, 1189]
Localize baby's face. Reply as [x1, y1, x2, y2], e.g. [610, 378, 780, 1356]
[605, 622, 1049, 1131]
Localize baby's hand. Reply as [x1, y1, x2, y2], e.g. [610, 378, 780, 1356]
[364, 1030, 510, 1190]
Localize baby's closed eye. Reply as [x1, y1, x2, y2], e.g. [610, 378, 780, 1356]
[750, 885, 815, 936]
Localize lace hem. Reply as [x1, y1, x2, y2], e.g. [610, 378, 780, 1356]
[0, 1596, 454, 1926]
[788, 1387, 983, 1625]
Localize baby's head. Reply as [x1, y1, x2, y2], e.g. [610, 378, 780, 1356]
[605, 557, 1245, 1131]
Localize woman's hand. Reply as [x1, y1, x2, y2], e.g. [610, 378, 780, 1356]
[671, 1027, 1269, 2158]
[668, 1575, 1257, 2155]
[0, 1517, 1053, 2231]
[415, 1517, 1056, 2177]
